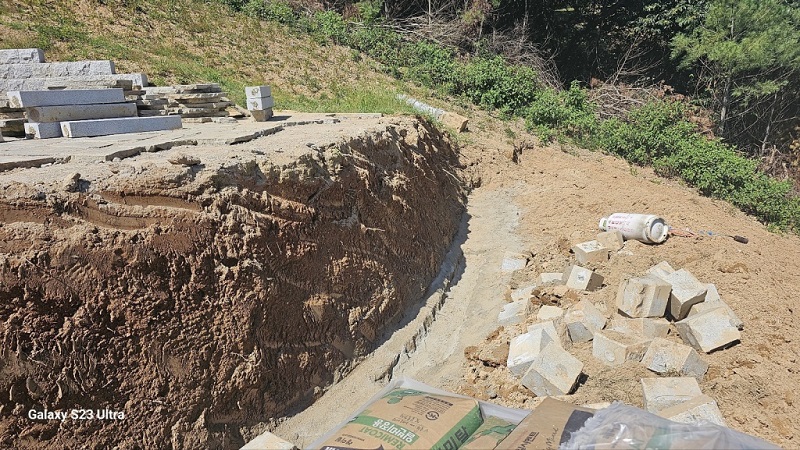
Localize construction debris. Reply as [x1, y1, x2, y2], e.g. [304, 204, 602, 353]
[641, 337, 709, 378]
[245, 85, 274, 122]
[520, 344, 584, 396]
[571, 240, 610, 264]
[675, 306, 741, 353]
[616, 274, 671, 318]
[592, 329, 651, 366]
[564, 300, 607, 343]
[641, 377, 703, 413]
[135, 84, 232, 119]
[564, 265, 604, 291]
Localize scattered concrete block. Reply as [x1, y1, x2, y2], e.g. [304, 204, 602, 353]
[641, 377, 702, 413]
[657, 394, 727, 427]
[25, 102, 137, 123]
[0, 48, 45, 64]
[498, 299, 530, 326]
[0, 129, 3, 143]
[641, 337, 708, 378]
[507, 329, 556, 377]
[564, 300, 607, 343]
[24, 122, 62, 139]
[582, 402, 612, 410]
[592, 329, 651, 366]
[521, 345, 583, 396]
[8, 88, 126, 108]
[501, 252, 527, 272]
[572, 240, 610, 265]
[610, 316, 670, 339]
[251, 108, 273, 122]
[692, 284, 743, 330]
[616, 274, 672, 318]
[537, 305, 564, 321]
[596, 230, 624, 251]
[539, 272, 564, 285]
[528, 319, 570, 349]
[646, 261, 676, 279]
[60, 116, 182, 138]
[246, 96, 274, 111]
[511, 284, 537, 302]
[564, 265, 604, 291]
[440, 111, 468, 132]
[676, 306, 741, 353]
[241, 431, 298, 450]
[0, 60, 115, 80]
[245, 85, 272, 98]
[658, 269, 708, 320]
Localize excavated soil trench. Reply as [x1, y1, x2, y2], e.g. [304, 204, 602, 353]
[0, 116, 468, 448]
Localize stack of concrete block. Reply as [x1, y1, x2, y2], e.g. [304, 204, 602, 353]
[0, 48, 149, 136]
[642, 377, 726, 426]
[10, 89, 133, 139]
[8, 89, 181, 139]
[245, 85, 274, 122]
[135, 84, 232, 120]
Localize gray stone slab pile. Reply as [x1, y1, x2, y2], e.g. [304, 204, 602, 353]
[9, 88, 142, 139]
[135, 84, 232, 120]
[245, 85, 274, 122]
[0, 60, 115, 80]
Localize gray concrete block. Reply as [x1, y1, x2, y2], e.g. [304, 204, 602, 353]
[511, 284, 537, 302]
[24, 122, 62, 139]
[507, 328, 556, 377]
[596, 230, 624, 251]
[61, 115, 182, 138]
[245, 85, 272, 98]
[251, 108, 273, 122]
[0, 60, 115, 80]
[498, 299, 530, 326]
[537, 305, 564, 321]
[641, 337, 708, 378]
[521, 345, 583, 396]
[25, 102, 137, 123]
[641, 377, 702, 413]
[660, 269, 708, 320]
[0, 48, 45, 64]
[592, 329, 651, 366]
[572, 240, 610, 264]
[610, 316, 670, 339]
[646, 261, 676, 279]
[528, 319, 570, 349]
[538, 272, 564, 285]
[501, 252, 527, 272]
[564, 265, 604, 291]
[246, 96, 274, 111]
[676, 306, 741, 353]
[564, 300, 607, 343]
[8, 88, 126, 108]
[691, 284, 743, 330]
[616, 274, 672, 318]
[657, 394, 727, 427]
[0, 74, 146, 92]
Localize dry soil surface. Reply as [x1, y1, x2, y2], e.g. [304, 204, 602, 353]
[275, 116, 800, 448]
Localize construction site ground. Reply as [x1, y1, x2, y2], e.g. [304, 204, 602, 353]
[1, 110, 798, 448]
[274, 114, 800, 448]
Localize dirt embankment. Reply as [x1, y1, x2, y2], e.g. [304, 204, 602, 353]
[0, 117, 467, 448]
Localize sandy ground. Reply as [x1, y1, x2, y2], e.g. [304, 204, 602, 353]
[274, 116, 800, 448]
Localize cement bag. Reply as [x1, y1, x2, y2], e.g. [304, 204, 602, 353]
[310, 377, 529, 450]
[561, 402, 779, 450]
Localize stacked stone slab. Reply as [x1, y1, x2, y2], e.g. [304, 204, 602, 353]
[9, 88, 139, 139]
[0, 48, 150, 136]
[245, 85, 274, 122]
[135, 84, 232, 120]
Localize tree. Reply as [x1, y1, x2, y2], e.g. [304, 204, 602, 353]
[672, 0, 800, 155]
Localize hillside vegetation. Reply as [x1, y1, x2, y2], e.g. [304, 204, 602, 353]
[1, 0, 799, 231]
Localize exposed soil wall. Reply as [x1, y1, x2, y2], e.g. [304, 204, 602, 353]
[0, 117, 466, 448]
